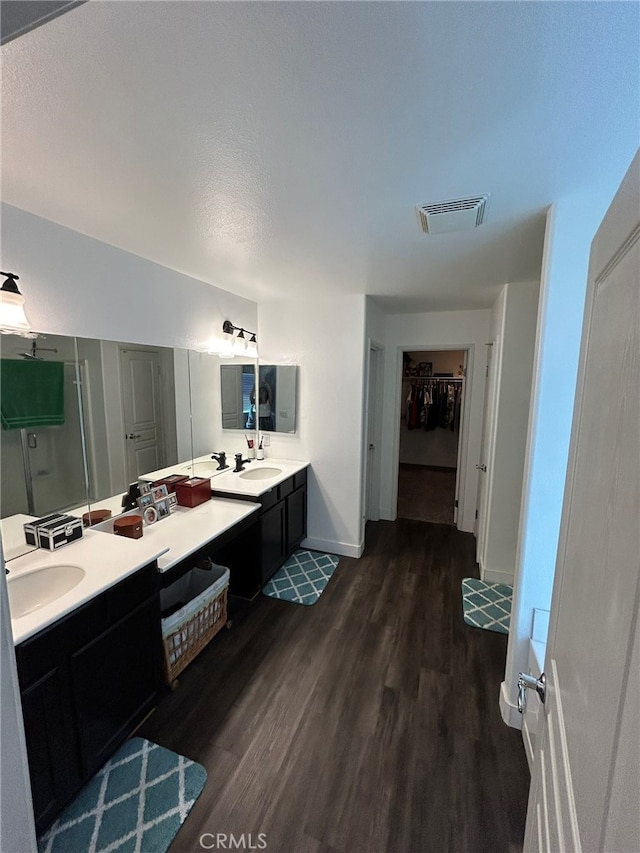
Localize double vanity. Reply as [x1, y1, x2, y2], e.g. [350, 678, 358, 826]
[4, 457, 308, 833]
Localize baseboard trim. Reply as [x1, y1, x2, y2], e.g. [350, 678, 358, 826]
[500, 681, 522, 730]
[301, 537, 362, 559]
[481, 567, 515, 586]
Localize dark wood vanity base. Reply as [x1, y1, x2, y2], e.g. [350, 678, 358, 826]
[15, 562, 163, 835]
[210, 467, 308, 588]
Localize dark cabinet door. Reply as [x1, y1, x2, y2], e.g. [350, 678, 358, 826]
[286, 485, 307, 556]
[69, 596, 163, 778]
[260, 500, 286, 585]
[20, 667, 80, 834]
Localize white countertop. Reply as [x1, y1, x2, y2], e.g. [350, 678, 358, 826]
[7, 528, 169, 645]
[140, 455, 309, 498]
[204, 457, 309, 498]
[92, 498, 260, 573]
[6, 497, 260, 645]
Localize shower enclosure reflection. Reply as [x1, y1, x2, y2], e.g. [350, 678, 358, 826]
[0, 334, 87, 519]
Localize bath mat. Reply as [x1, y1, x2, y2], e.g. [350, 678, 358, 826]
[263, 549, 340, 605]
[461, 578, 513, 635]
[37, 737, 206, 853]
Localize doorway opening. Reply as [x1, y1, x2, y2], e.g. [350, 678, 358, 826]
[397, 349, 466, 525]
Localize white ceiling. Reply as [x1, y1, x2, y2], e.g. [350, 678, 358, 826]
[1, 2, 638, 313]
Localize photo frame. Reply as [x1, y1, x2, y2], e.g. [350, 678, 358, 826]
[151, 484, 169, 503]
[156, 497, 171, 519]
[136, 493, 153, 509]
[418, 362, 433, 377]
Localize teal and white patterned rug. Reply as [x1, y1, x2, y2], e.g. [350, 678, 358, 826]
[263, 549, 340, 605]
[461, 577, 513, 635]
[38, 737, 206, 853]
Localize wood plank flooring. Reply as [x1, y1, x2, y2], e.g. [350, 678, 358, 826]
[397, 464, 457, 524]
[139, 520, 530, 853]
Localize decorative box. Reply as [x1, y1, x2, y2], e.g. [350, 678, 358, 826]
[152, 474, 189, 494]
[174, 477, 211, 508]
[113, 515, 144, 539]
[24, 514, 83, 550]
[82, 509, 112, 528]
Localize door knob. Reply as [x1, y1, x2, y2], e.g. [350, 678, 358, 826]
[517, 671, 546, 713]
[126, 433, 142, 440]
[475, 464, 487, 472]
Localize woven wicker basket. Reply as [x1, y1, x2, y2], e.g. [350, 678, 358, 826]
[161, 563, 229, 685]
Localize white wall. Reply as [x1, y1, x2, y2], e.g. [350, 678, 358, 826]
[0, 541, 36, 853]
[481, 281, 539, 585]
[258, 293, 366, 557]
[379, 309, 491, 532]
[0, 204, 257, 349]
[501, 184, 631, 727]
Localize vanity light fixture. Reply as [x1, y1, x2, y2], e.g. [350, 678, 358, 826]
[0, 271, 33, 337]
[220, 320, 258, 359]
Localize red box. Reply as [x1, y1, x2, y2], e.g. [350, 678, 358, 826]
[152, 474, 189, 494]
[174, 477, 211, 508]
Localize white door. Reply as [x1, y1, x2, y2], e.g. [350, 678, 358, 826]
[476, 335, 501, 569]
[365, 344, 383, 525]
[524, 151, 640, 851]
[120, 347, 165, 483]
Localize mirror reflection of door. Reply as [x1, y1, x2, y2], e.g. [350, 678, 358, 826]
[119, 347, 165, 485]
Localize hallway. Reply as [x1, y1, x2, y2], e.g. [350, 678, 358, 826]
[140, 520, 530, 853]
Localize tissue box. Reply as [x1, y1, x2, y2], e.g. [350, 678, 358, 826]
[24, 514, 83, 550]
[175, 477, 211, 508]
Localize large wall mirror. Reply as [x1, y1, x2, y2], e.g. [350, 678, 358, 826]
[220, 364, 297, 433]
[0, 331, 271, 563]
[0, 332, 195, 560]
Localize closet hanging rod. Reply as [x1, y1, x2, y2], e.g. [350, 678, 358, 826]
[403, 376, 465, 382]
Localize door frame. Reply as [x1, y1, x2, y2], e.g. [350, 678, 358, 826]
[476, 333, 503, 572]
[391, 342, 473, 529]
[362, 340, 384, 545]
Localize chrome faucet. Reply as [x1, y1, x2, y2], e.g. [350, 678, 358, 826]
[211, 451, 229, 471]
[233, 453, 252, 472]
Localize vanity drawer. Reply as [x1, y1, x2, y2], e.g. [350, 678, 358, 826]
[278, 476, 294, 500]
[259, 487, 278, 511]
[107, 562, 158, 622]
[293, 468, 307, 491]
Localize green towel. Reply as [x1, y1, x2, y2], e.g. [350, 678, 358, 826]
[0, 359, 65, 430]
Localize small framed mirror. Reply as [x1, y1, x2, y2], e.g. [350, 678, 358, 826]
[220, 364, 297, 433]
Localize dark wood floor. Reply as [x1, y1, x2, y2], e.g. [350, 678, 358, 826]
[139, 520, 530, 853]
[397, 464, 457, 524]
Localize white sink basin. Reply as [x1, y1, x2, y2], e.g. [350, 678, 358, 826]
[239, 467, 283, 481]
[7, 565, 86, 619]
[182, 462, 218, 477]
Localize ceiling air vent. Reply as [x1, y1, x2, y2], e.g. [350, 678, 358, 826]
[415, 194, 491, 235]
